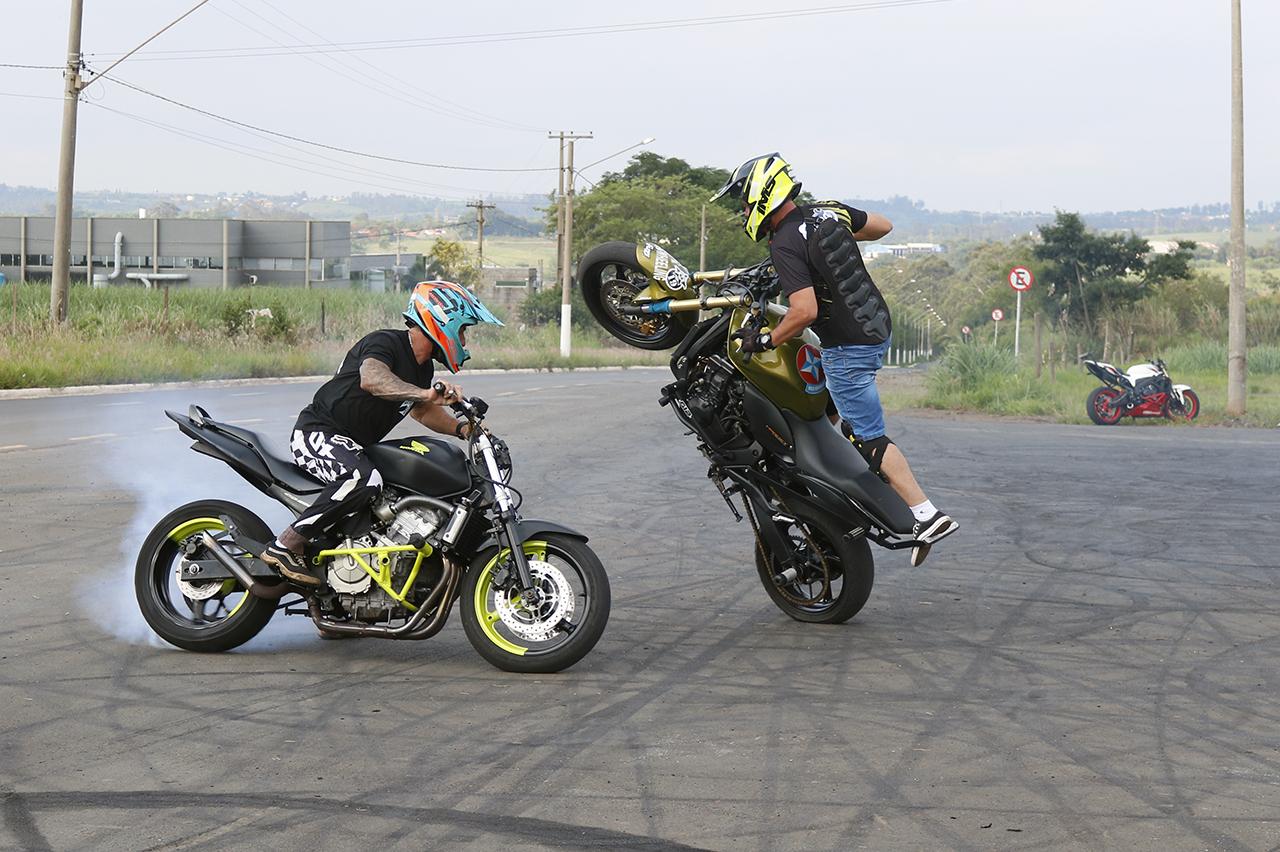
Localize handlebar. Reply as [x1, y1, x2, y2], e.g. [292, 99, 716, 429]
[433, 381, 489, 421]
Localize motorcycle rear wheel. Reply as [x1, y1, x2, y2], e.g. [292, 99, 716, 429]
[135, 500, 278, 652]
[461, 534, 610, 673]
[754, 509, 874, 624]
[577, 241, 690, 350]
[1087, 387, 1125, 425]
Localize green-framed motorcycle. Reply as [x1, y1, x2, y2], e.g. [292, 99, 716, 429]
[135, 392, 609, 672]
[579, 240, 920, 623]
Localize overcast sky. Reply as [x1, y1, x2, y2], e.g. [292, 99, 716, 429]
[2, 0, 1276, 213]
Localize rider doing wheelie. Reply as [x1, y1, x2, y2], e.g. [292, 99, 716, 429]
[261, 280, 503, 585]
[711, 153, 958, 566]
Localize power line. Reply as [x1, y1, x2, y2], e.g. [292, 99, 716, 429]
[85, 0, 953, 60]
[209, 0, 537, 134]
[86, 102, 489, 199]
[0, 63, 63, 70]
[237, 0, 539, 133]
[0, 92, 64, 101]
[89, 73, 556, 174]
[80, 0, 212, 91]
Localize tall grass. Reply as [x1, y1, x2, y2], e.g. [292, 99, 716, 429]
[0, 282, 662, 388]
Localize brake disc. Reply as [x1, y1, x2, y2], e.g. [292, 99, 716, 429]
[493, 560, 575, 642]
[176, 559, 223, 600]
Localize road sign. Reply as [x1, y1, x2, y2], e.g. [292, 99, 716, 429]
[991, 308, 1005, 322]
[961, 325, 971, 335]
[1008, 266, 1034, 291]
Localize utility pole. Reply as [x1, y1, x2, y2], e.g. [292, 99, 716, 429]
[50, 0, 85, 325]
[699, 203, 708, 272]
[549, 132, 567, 288]
[1227, 0, 1247, 416]
[550, 130, 592, 357]
[467, 199, 496, 278]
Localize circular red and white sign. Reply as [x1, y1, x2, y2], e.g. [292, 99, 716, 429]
[991, 308, 1005, 322]
[961, 325, 971, 335]
[1008, 266, 1034, 291]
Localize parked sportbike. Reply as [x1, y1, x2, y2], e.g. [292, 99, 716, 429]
[135, 388, 609, 672]
[1081, 355, 1199, 425]
[576, 240, 929, 623]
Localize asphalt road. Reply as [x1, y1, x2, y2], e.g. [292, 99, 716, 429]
[1, 370, 1277, 851]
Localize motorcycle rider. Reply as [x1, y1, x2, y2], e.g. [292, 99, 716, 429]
[712, 153, 958, 566]
[261, 280, 503, 585]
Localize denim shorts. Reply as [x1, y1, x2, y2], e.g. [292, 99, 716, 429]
[822, 337, 891, 440]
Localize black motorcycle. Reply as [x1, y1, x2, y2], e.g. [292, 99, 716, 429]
[134, 388, 610, 672]
[579, 241, 928, 623]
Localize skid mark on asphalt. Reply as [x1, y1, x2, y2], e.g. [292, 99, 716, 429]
[3, 791, 710, 851]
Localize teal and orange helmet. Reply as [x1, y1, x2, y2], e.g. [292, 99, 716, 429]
[403, 280, 503, 373]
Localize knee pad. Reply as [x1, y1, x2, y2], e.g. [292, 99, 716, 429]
[850, 433, 893, 477]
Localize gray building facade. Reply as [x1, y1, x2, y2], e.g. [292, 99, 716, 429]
[0, 217, 350, 288]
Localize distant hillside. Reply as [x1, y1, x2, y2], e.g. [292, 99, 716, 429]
[2, 184, 1275, 245]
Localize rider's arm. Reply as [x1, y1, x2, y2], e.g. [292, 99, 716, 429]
[409, 399, 471, 439]
[768, 287, 818, 346]
[853, 212, 893, 241]
[359, 357, 455, 404]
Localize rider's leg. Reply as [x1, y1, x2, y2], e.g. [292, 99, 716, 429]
[879, 443, 926, 506]
[264, 431, 382, 585]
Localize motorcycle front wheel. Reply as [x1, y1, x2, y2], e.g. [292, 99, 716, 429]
[1087, 387, 1125, 425]
[577, 241, 691, 350]
[754, 508, 874, 624]
[461, 534, 610, 673]
[135, 500, 278, 652]
[1167, 389, 1200, 421]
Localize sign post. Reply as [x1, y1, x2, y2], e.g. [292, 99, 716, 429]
[1008, 266, 1034, 358]
[991, 307, 1005, 346]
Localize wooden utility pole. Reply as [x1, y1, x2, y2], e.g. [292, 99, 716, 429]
[50, 0, 85, 325]
[1227, 0, 1247, 415]
[467, 200, 496, 277]
[549, 130, 592, 357]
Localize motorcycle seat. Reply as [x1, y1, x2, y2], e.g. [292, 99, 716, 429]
[215, 422, 326, 494]
[783, 412, 917, 536]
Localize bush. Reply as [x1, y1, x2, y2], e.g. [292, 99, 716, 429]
[929, 344, 1017, 392]
[519, 285, 592, 329]
[219, 296, 298, 343]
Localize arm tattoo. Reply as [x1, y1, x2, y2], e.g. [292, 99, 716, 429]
[359, 358, 428, 402]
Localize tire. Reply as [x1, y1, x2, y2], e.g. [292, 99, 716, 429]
[1171, 389, 1200, 421]
[577, 241, 691, 350]
[1087, 387, 1125, 425]
[461, 533, 610, 673]
[135, 500, 278, 652]
[754, 508, 875, 624]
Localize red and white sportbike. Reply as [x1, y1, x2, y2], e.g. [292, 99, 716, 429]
[1082, 356, 1200, 425]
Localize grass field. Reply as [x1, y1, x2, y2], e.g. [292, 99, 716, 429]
[357, 233, 558, 271]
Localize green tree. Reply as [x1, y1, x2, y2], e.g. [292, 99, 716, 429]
[425, 238, 478, 289]
[1034, 211, 1151, 333]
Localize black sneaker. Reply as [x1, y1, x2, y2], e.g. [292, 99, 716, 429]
[914, 511, 959, 545]
[261, 543, 323, 587]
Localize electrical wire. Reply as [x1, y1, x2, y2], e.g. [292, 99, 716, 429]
[86, 0, 952, 60]
[88, 72, 555, 173]
[234, 0, 540, 133]
[0, 63, 63, 70]
[0, 92, 64, 101]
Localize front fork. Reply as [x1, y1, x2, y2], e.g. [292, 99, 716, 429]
[475, 431, 538, 597]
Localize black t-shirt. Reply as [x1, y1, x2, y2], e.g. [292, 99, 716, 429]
[768, 202, 892, 347]
[295, 329, 434, 447]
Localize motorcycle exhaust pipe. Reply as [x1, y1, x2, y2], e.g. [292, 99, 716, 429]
[199, 531, 292, 600]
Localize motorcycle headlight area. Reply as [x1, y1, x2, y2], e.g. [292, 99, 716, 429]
[492, 560, 575, 641]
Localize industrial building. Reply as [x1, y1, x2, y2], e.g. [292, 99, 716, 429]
[0, 216, 350, 288]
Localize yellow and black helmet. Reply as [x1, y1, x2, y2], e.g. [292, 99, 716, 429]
[710, 153, 802, 242]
